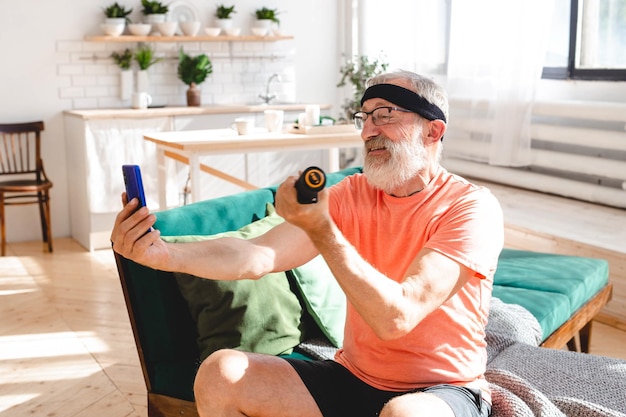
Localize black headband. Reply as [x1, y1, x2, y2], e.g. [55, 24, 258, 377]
[360, 84, 447, 123]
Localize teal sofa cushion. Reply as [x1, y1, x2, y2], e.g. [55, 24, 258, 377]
[492, 286, 571, 339]
[493, 249, 609, 339]
[494, 249, 609, 312]
[155, 188, 275, 236]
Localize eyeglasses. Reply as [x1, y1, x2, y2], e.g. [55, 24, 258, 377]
[352, 106, 413, 130]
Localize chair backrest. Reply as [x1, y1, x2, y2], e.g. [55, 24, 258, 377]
[0, 121, 45, 180]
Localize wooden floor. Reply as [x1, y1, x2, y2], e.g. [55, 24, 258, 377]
[1, 238, 626, 417]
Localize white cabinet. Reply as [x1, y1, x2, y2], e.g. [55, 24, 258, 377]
[64, 115, 175, 251]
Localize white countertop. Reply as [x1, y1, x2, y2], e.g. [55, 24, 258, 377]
[63, 103, 332, 120]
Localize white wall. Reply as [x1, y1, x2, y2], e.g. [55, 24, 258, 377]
[0, 0, 341, 244]
[2, 0, 624, 246]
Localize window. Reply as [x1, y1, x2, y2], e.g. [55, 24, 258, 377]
[543, 0, 626, 80]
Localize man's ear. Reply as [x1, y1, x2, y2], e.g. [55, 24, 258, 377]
[425, 119, 446, 143]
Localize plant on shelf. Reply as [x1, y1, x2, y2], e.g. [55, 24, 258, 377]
[111, 48, 134, 100]
[141, 0, 169, 15]
[216, 4, 236, 19]
[104, 2, 133, 23]
[255, 7, 280, 25]
[111, 48, 133, 70]
[336, 54, 389, 122]
[134, 45, 161, 70]
[134, 44, 161, 93]
[177, 48, 213, 106]
[215, 4, 235, 30]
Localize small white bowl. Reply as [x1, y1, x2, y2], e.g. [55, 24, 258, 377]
[251, 27, 269, 36]
[204, 27, 221, 36]
[271, 27, 284, 36]
[128, 23, 152, 36]
[156, 21, 178, 37]
[180, 21, 201, 36]
[100, 23, 125, 37]
[224, 27, 241, 36]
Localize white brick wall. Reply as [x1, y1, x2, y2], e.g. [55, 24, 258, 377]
[56, 39, 296, 109]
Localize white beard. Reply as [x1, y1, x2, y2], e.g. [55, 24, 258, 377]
[363, 132, 427, 194]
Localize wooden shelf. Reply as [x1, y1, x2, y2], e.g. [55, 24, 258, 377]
[84, 34, 294, 42]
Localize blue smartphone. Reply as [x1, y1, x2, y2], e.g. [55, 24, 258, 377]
[122, 164, 147, 209]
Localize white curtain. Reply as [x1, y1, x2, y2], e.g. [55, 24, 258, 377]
[446, 0, 555, 166]
[355, 0, 555, 167]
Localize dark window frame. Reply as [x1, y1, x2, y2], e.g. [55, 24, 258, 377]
[542, 0, 626, 81]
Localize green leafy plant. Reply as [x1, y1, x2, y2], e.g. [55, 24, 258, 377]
[104, 2, 133, 19]
[177, 49, 213, 86]
[216, 4, 236, 19]
[111, 48, 133, 70]
[255, 7, 280, 24]
[134, 45, 162, 70]
[337, 54, 389, 122]
[141, 0, 169, 15]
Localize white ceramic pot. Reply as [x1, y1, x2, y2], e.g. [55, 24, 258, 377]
[216, 18, 233, 30]
[128, 23, 152, 36]
[156, 21, 178, 37]
[180, 21, 201, 36]
[105, 17, 126, 25]
[101, 22, 125, 36]
[255, 19, 272, 29]
[145, 14, 166, 24]
[145, 14, 166, 35]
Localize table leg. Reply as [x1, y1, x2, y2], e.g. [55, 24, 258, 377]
[156, 147, 167, 210]
[189, 152, 201, 203]
[328, 148, 340, 172]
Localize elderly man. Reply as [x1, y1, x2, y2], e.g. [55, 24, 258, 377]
[112, 70, 503, 417]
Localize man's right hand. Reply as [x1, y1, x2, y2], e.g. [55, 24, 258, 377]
[111, 193, 168, 269]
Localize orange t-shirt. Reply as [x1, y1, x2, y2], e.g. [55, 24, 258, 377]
[328, 167, 504, 397]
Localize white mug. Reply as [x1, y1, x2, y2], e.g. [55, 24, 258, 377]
[132, 92, 152, 109]
[305, 104, 320, 126]
[264, 109, 284, 133]
[232, 118, 255, 135]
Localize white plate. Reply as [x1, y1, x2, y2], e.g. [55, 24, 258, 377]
[168, 0, 200, 34]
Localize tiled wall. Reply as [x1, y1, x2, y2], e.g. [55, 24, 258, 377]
[56, 39, 296, 109]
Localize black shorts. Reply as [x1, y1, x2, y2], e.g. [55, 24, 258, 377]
[284, 358, 490, 417]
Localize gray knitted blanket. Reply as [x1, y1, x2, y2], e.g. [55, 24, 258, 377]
[295, 298, 626, 416]
[485, 298, 626, 417]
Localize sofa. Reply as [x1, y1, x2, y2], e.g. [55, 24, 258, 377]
[114, 166, 618, 417]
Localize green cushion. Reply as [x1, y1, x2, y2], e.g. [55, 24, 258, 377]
[492, 285, 571, 339]
[164, 207, 304, 361]
[288, 255, 346, 347]
[495, 249, 609, 312]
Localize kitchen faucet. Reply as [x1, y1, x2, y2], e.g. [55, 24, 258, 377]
[259, 73, 281, 104]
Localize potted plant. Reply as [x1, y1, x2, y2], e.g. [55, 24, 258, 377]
[337, 54, 389, 122]
[104, 2, 133, 24]
[134, 45, 162, 93]
[111, 48, 133, 70]
[141, 0, 169, 25]
[215, 4, 236, 30]
[254, 6, 280, 29]
[111, 48, 134, 100]
[178, 48, 213, 106]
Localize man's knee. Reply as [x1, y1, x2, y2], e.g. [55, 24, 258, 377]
[380, 392, 455, 417]
[194, 349, 249, 410]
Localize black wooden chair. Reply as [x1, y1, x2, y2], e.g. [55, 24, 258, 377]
[0, 121, 53, 255]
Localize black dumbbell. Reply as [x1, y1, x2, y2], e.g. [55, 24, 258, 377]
[294, 166, 326, 204]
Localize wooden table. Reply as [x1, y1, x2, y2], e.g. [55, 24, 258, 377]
[143, 126, 362, 206]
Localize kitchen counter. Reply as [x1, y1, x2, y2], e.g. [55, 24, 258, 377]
[64, 103, 332, 120]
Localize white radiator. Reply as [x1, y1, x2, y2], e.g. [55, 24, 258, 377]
[443, 99, 626, 208]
